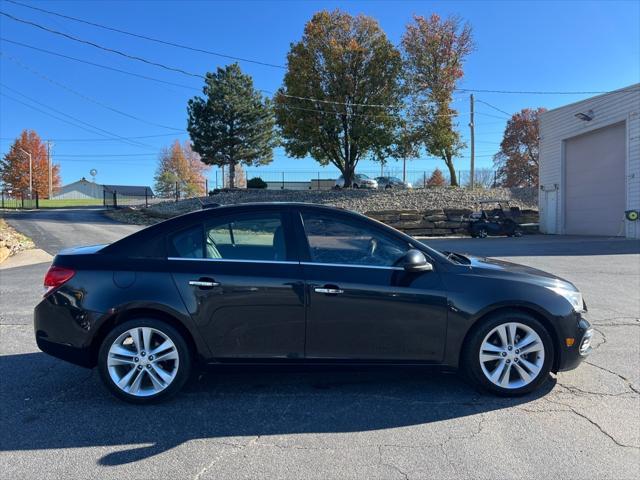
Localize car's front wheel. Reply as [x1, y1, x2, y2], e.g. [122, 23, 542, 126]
[463, 311, 554, 396]
[98, 318, 191, 404]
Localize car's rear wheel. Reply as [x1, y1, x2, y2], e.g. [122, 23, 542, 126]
[476, 227, 488, 238]
[463, 311, 554, 396]
[98, 318, 191, 404]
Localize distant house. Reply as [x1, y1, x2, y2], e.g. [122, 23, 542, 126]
[52, 178, 154, 200]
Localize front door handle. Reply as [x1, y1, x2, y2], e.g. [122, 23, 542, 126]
[314, 287, 344, 295]
[189, 279, 220, 288]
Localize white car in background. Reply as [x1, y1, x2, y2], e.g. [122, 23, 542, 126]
[335, 174, 378, 189]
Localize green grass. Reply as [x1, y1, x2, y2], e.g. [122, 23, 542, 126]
[37, 198, 105, 208]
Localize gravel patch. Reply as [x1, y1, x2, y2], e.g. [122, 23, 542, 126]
[133, 187, 537, 222]
[0, 218, 35, 263]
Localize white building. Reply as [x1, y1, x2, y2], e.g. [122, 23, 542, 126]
[52, 178, 154, 200]
[539, 84, 640, 238]
[51, 178, 104, 200]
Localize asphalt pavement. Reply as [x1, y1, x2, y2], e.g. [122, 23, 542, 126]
[0, 208, 638, 479]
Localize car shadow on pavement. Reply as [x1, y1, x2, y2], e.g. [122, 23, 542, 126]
[0, 352, 556, 467]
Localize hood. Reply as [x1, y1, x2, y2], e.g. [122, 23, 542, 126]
[464, 254, 577, 290]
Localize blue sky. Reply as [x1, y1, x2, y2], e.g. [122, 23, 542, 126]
[1, 0, 638, 187]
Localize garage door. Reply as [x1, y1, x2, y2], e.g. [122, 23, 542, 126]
[565, 122, 626, 236]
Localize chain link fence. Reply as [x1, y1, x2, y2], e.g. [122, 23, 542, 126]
[2, 168, 504, 210]
[242, 168, 499, 190]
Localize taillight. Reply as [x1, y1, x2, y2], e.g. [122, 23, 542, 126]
[43, 266, 75, 296]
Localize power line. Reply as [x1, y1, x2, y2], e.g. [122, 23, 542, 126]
[54, 153, 157, 157]
[0, 91, 136, 142]
[0, 14, 516, 113]
[475, 99, 512, 117]
[0, 51, 187, 131]
[5, 8, 629, 98]
[6, 12, 626, 116]
[0, 37, 201, 91]
[0, 10, 204, 78]
[5, 0, 287, 70]
[456, 86, 639, 95]
[0, 133, 188, 142]
[475, 111, 509, 120]
[1, 37, 412, 113]
[0, 83, 156, 150]
[0, 33, 449, 113]
[4, 7, 635, 99]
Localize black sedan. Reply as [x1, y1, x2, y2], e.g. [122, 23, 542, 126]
[34, 203, 593, 403]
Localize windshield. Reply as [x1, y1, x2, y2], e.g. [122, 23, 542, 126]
[357, 174, 370, 179]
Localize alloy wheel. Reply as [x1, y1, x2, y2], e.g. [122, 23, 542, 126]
[107, 327, 179, 397]
[478, 322, 545, 389]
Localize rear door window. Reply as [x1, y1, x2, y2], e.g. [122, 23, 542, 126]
[169, 225, 204, 259]
[205, 213, 287, 261]
[169, 213, 288, 261]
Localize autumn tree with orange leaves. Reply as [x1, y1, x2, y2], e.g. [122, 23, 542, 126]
[426, 168, 447, 187]
[0, 130, 61, 197]
[402, 14, 474, 186]
[154, 140, 209, 198]
[493, 108, 546, 187]
[275, 10, 403, 188]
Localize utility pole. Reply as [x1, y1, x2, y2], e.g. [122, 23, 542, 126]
[402, 158, 407, 185]
[469, 94, 475, 189]
[46, 140, 53, 198]
[19, 148, 32, 196]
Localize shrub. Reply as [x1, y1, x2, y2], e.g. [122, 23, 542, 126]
[247, 177, 268, 189]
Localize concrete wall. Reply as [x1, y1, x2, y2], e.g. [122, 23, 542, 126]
[539, 85, 640, 238]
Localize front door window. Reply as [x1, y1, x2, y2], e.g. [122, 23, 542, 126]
[301, 212, 409, 267]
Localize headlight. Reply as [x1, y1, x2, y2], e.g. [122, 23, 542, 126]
[547, 286, 584, 312]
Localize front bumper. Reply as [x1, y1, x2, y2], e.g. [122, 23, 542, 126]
[556, 314, 593, 372]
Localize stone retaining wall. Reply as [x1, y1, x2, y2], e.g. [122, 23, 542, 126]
[366, 208, 539, 236]
[120, 187, 540, 236]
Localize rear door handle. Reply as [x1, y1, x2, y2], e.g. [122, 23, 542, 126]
[189, 279, 220, 288]
[314, 287, 344, 294]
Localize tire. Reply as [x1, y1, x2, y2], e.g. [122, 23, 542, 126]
[353, 184, 359, 189]
[98, 318, 192, 404]
[477, 228, 488, 238]
[462, 310, 554, 396]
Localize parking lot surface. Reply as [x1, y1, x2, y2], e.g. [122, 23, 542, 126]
[1, 209, 638, 479]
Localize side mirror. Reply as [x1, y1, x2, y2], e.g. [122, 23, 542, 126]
[402, 249, 433, 272]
